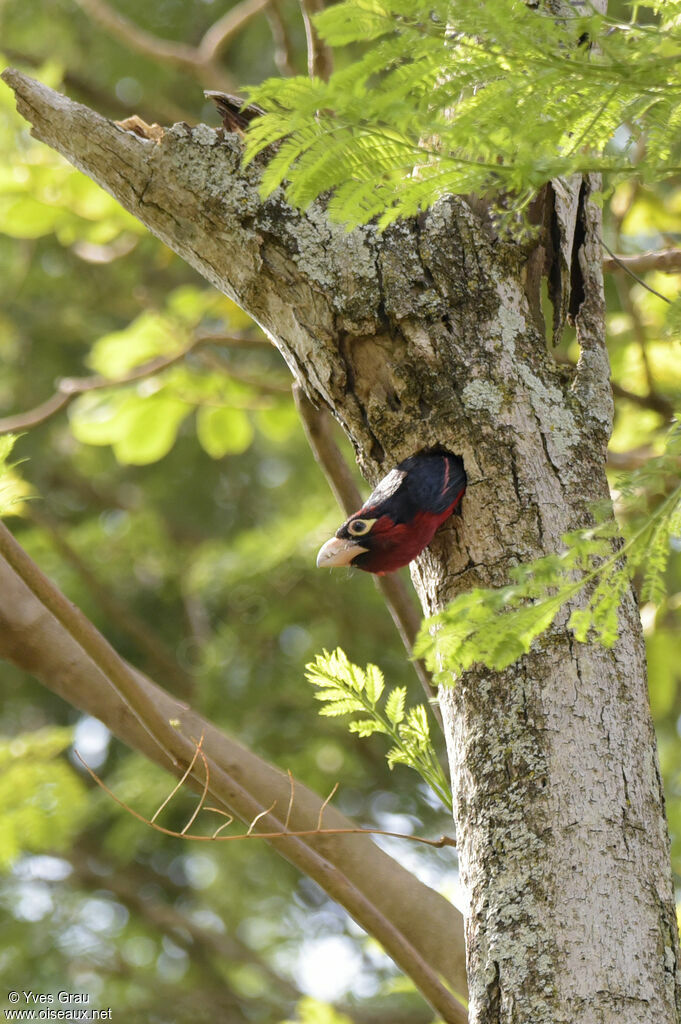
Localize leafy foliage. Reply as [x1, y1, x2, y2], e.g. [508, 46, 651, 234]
[245, 0, 681, 226]
[416, 423, 681, 681]
[66, 298, 267, 466]
[306, 648, 452, 809]
[0, 728, 87, 868]
[281, 998, 353, 1024]
[0, 59, 143, 244]
[0, 433, 31, 515]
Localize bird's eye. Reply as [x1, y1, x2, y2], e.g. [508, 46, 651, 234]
[348, 518, 374, 537]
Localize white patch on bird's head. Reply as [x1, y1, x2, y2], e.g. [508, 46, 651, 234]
[364, 467, 406, 510]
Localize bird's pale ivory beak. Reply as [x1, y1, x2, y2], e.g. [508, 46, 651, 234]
[316, 536, 368, 568]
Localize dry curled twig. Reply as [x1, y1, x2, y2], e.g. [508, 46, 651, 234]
[75, 748, 457, 850]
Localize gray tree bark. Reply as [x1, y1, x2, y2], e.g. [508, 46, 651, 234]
[2, 68, 680, 1024]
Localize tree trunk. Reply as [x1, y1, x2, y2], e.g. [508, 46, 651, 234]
[3, 69, 679, 1024]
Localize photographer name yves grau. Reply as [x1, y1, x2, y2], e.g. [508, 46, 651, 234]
[20, 993, 90, 1005]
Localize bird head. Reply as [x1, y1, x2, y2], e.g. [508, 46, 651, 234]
[316, 451, 466, 575]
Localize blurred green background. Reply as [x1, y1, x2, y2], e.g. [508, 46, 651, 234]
[0, 1, 679, 1022]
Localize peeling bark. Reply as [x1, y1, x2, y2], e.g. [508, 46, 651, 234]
[2, 69, 679, 1024]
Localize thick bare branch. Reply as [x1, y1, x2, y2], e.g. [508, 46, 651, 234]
[0, 533, 467, 1017]
[603, 248, 681, 275]
[28, 507, 194, 697]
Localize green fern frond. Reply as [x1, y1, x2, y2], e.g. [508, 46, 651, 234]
[244, 0, 681, 228]
[416, 423, 681, 682]
[305, 650, 451, 808]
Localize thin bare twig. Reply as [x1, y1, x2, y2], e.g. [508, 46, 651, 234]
[76, 751, 457, 850]
[285, 769, 296, 830]
[0, 332, 269, 435]
[181, 739, 211, 834]
[153, 734, 205, 823]
[292, 385, 442, 725]
[198, 0, 273, 64]
[0, 391, 72, 434]
[247, 801, 278, 835]
[73, 0, 271, 90]
[195, 349, 291, 392]
[209, 811, 236, 838]
[603, 241, 671, 306]
[317, 781, 340, 830]
[299, 0, 333, 80]
[265, 0, 298, 76]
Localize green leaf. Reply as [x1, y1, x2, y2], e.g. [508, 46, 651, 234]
[196, 406, 254, 458]
[87, 312, 185, 376]
[245, 0, 681, 228]
[327, 648, 364, 691]
[281, 996, 353, 1024]
[404, 705, 430, 742]
[364, 663, 385, 705]
[0, 197, 63, 238]
[385, 686, 406, 725]
[0, 434, 31, 517]
[255, 403, 300, 443]
[113, 395, 191, 465]
[386, 746, 411, 769]
[69, 391, 191, 464]
[318, 698, 366, 715]
[0, 435, 18, 466]
[68, 391, 132, 445]
[348, 719, 389, 736]
[313, 688, 354, 702]
[0, 728, 88, 869]
[304, 650, 451, 809]
[665, 293, 681, 340]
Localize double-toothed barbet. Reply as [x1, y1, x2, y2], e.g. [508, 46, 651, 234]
[316, 452, 466, 575]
